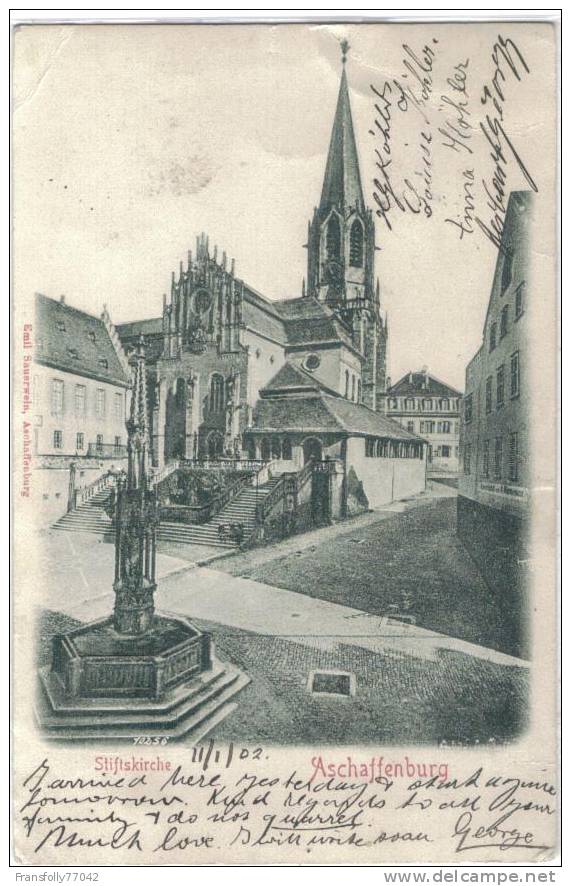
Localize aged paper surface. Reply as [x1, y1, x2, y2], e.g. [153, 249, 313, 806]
[12, 20, 558, 864]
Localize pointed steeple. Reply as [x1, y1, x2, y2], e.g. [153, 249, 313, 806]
[319, 41, 365, 214]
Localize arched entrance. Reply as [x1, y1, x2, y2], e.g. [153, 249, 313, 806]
[206, 430, 224, 459]
[303, 436, 323, 464]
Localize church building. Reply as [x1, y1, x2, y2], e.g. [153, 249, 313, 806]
[115, 45, 427, 514]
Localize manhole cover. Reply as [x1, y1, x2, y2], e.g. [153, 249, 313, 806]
[308, 670, 355, 697]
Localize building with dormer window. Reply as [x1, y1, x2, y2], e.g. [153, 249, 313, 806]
[387, 370, 462, 476]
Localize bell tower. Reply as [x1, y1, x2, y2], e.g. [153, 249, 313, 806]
[306, 40, 375, 308]
[305, 40, 388, 412]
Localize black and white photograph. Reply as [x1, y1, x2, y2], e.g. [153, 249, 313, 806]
[11, 16, 559, 866]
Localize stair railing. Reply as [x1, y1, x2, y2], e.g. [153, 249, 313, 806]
[72, 470, 116, 510]
[149, 459, 180, 488]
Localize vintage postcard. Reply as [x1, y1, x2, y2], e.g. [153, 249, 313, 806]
[11, 18, 559, 865]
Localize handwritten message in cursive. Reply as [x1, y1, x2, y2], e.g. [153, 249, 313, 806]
[369, 33, 537, 248]
[16, 751, 557, 863]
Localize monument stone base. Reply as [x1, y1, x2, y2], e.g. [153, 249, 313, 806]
[36, 613, 250, 741]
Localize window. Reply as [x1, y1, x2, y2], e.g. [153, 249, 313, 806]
[271, 436, 281, 459]
[423, 399, 433, 411]
[441, 421, 451, 433]
[464, 394, 473, 424]
[420, 421, 425, 433]
[496, 365, 505, 409]
[464, 443, 471, 475]
[210, 374, 224, 412]
[76, 432, 84, 451]
[441, 445, 451, 457]
[95, 388, 106, 417]
[494, 437, 503, 480]
[96, 434, 104, 454]
[500, 305, 509, 339]
[326, 214, 341, 259]
[115, 392, 123, 419]
[425, 421, 435, 433]
[56, 319, 66, 332]
[67, 346, 78, 359]
[485, 376, 492, 414]
[114, 436, 121, 454]
[357, 379, 362, 402]
[282, 437, 292, 460]
[454, 422, 459, 434]
[349, 220, 364, 267]
[388, 397, 397, 409]
[501, 247, 513, 293]
[510, 351, 520, 398]
[88, 330, 96, 342]
[351, 375, 356, 402]
[98, 356, 109, 369]
[75, 384, 86, 416]
[407, 421, 414, 433]
[51, 379, 64, 416]
[304, 353, 321, 372]
[509, 432, 519, 482]
[515, 283, 525, 319]
[489, 322, 497, 352]
[366, 438, 375, 458]
[405, 398, 415, 410]
[482, 440, 490, 478]
[53, 430, 62, 449]
[345, 370, 350, 399]
[441, 399, 449, 411]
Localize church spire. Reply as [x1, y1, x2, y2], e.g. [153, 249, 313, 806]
[319, 41, 365, 214]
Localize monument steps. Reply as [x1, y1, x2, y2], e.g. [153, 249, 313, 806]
[36, 659, 250, 740]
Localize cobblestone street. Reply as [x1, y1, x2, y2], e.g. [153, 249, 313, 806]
[220, 488, 522, 658]
[36, 486, 529, 745]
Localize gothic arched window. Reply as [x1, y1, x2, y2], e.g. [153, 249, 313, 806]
[210, 373, 224, 412]
[349, 220, 364, 267]
[326, 215, 341, 259]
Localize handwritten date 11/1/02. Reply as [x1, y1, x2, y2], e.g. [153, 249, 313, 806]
[133, 738, 265, 770]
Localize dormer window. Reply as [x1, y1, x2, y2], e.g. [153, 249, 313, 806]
[88, 330, 96, 343]
[67, 347, 78, 359]
[56, 319, 66, 332]
[98, 356, 108, 369]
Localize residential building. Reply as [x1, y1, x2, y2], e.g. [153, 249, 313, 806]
[458, 191, 531, 652]
[387, 370, 462, 476]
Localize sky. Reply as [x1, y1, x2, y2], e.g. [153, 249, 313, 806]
[13, 22, 554, 390]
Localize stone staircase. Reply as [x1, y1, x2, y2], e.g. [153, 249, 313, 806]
[52, 487, 114, 536]
[159, 476, 283, 549]
[52, 475, 283, 551]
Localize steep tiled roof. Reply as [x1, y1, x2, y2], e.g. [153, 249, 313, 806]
[252, 392, 422, 440]
[115, 318, 164, 364]
[115, 318, 163, 337]
[35, 293, 130, 387]
[260, 361, 339, 397]
[254, 361, 423, 441]
[389, 371, 462, 398]
[273, 296, 354, 348]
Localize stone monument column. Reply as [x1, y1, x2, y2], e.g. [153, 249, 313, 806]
[113, 336, 158, 636]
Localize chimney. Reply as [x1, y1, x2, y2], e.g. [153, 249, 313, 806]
[422, 366, 429, 389]
[408, 371, 413, 384]
[60, 295, 66, 304]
